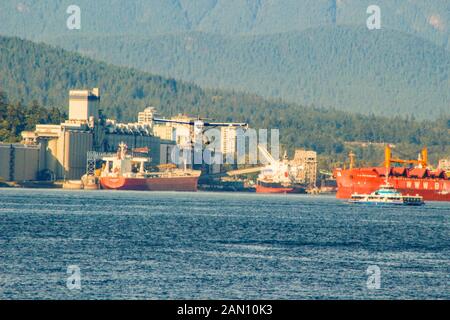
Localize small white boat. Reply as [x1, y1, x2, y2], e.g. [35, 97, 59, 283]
[349, 183, 425, 206]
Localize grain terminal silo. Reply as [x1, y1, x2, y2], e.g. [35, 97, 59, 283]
[57, 129, 94, 180]
[27, 123, 94, 180]
[0, 143, 41, 181]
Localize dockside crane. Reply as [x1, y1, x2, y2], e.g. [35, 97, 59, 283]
[152, 117, 248, 146]
[257, 144, 276, 165]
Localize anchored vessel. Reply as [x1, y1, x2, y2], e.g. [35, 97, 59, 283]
[334, 146, 450, 201]
[99, 143, 201, 191]
[256, 173, 306, 194]
[349, 182, 424, 206]
[255, 145, 307, 194]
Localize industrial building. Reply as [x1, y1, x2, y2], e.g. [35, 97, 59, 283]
[291, 149, 318, 186]
[2, 88, 174, 182]
[221, 126, 238, 156]
[138, 107, 156, 125]
[153, 125, 176, 141]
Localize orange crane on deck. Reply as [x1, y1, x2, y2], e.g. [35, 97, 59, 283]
[384, 145, 427, 168]
[346, 145, 428, 170]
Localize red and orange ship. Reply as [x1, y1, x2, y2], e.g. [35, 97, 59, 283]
[334, 146, 450, 202]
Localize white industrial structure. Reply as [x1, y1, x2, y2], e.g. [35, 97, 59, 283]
[68, 88, 100, 123]
[138, 107, 156, 126]
[221, 126, 238, 156]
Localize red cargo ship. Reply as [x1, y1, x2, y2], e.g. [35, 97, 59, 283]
[255, 180, 306, 194]
[334, 147, 450, 201]
[100, 174, 200, 191]
[255, 145, 307, 194]
[99, 143, 201, 192]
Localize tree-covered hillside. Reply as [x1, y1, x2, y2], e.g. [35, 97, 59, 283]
[0, 36, 448, 168]
[0, 92, 66, 142]
[49, 27, 450, 119]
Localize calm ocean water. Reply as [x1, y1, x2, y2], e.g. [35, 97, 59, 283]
[0, 188, 448, 300]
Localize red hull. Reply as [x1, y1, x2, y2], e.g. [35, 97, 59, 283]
[255, 184, 306, 194]
[100, 176, 199, 192]
[256, 185, 295, 194]
[334, 168, 450, 201]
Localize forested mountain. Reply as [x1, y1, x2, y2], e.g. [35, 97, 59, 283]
[49, 27, 450, 119]
[0, 1, 449, 119]
[1, 0, 449, 48]
[0, 36, 448, 168]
